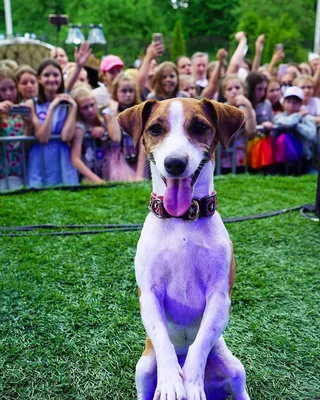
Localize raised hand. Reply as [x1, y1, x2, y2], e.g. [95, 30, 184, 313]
[74, 41, 92, 68]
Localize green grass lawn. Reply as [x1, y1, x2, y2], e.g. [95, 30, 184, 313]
[0, 174, 319, 400]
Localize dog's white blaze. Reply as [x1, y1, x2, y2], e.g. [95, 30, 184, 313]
[153, 100, 203, 178]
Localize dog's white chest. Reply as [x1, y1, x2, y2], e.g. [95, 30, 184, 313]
[135, 213, 232, 325]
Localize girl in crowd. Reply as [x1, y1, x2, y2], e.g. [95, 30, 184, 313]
[179, 74, 198, 98]
[266, 79, 283, 115]
[294, 75, 320, 124]
[0, 68, 33, 189]
[71, 84, 106, 184]
[14, 65, 38, 102]
[26, 59, 79, 187]
[147, 61, 187, 100]
[102, 73, 146, 181]
[91, 55, 124, 107]
[246, 72, 273, 130]
[220, 74, 257, 173]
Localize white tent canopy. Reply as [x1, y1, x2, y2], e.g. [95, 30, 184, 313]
[0, 38, 55, 69]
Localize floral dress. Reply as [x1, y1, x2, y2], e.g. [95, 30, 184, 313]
[0, 115, 24, 189]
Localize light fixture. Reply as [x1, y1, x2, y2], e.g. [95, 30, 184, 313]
[87, 24, 107, 45]
[65, 24, 85, 45]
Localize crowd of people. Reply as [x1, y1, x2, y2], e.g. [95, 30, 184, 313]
[0, 31, 319, 190]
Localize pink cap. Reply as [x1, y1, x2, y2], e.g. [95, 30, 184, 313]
[100, 55, 124, 73]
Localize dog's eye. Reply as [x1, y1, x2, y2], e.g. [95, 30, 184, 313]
[192, 122, 208, 135]
[148, 124, 163, 136]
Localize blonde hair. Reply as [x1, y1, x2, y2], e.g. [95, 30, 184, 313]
[293, 74, 315, 87]
[0, 59, 18, 70]
[71, 84, 102, 125]
[221, 74, 246, 94]
[111, 72, 141, 105]
[179, 74, 195, 91]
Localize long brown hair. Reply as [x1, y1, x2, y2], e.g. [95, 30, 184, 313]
[37, 59, 65, 104]
[152, 61, 179, 99]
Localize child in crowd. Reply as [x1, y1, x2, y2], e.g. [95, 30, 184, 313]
[176, 56, 192, 75]
[147, 61, 187, 100]
[179, 74, 198, 98]
[266, 79, 283, 115]
[102, 73, 146, 181]
[71, 84, 107, 184]
[294, 75, 320, 124]
[0, 68, 33, 190]
[246, 72, 273, 129]
[221, 74, 257, 172]
[91, 55, 124, 107]
[14, 65, 38, 102]
[25, 59, 79, 187]
[273, 86, 317, 173]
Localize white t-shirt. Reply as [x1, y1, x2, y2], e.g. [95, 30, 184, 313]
[91, 82, 111, 108]
[301, 97, 320, 116]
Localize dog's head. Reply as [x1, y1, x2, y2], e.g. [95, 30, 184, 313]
[118, 98, 245, 216]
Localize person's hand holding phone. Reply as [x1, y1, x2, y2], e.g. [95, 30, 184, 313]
[152, 33, 164, 56]
[0, 100, 14, 114]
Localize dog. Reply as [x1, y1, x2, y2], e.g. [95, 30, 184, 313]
[118, 98, 250, 400]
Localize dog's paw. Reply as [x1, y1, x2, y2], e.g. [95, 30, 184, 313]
[182, 361, 206, 400]
[153, 365, 186, 400]
[183, 380, 206, 400]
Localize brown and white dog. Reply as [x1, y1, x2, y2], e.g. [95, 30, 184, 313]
[118, 98, 250, 400]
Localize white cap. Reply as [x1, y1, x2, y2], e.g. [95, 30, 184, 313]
[283, 86, 304, 101]
[308, 52, 320, 62]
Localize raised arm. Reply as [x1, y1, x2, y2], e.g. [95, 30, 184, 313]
[137, 42, 164, 93]
[226, 31, 247, 75]
[252, 34, 265, 72]
[103, 100, 122, 143]
[268, 48, 285, 75]
[201, 48, 228, 99]
[65, 42, 92, 92]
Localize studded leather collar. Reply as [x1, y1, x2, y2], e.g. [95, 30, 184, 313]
[149, 191, 217, 221]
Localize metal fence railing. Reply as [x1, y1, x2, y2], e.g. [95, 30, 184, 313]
[1, 128, 319, 192]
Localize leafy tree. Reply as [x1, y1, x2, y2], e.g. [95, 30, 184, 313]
[171, 20, 186, 61]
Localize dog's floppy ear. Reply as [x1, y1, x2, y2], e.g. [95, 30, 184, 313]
[117, 100, 157, 147]
[202, 99, 245, 149]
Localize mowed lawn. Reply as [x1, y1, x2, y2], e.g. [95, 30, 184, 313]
[0, 174, 319, 400]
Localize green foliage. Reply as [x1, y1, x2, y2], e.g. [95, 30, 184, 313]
[0, 0, 316, 64]
[233, 0, 316, 63]
[0, 175, 319, 399]
[171, 20, 186, 61]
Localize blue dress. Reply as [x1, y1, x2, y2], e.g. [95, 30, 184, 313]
[28, 102, 79, 188]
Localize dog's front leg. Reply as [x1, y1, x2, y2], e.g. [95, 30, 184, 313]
[140, 290, 187, 400]
[182, 283, 231, 399]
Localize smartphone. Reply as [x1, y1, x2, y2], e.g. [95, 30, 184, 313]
[152, 33, 163, 44]
[275, 43, 284, 52]
[278, 63, 288, 78]
[7, 105, 31, 116]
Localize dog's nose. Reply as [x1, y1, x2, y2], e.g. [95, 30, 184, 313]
[164, 156, 188, 176]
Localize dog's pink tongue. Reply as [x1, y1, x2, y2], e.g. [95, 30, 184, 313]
[163, 178, 192, 217]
